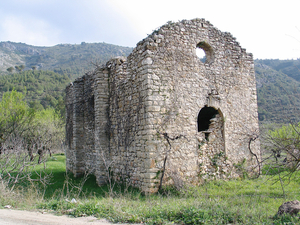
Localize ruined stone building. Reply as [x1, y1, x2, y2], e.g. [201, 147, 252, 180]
[65, 19, 260, 193]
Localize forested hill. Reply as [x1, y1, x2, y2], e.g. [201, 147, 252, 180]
[0, 41, 133, 79]
[0, 70, 70, 117]
[255, 59, 300, 123]
[0, 41, 300, 123]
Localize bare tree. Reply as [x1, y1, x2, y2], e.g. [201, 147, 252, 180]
[0, 91, 64, 193]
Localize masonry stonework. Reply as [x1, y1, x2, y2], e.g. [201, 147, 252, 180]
[65, 19, 260, 193]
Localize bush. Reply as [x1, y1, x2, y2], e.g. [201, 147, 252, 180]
[0, 90, 64, 191]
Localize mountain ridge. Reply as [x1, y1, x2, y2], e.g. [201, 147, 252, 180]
[0, 41, 133, 79]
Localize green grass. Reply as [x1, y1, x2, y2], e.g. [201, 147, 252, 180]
[1, 153, 300, 224]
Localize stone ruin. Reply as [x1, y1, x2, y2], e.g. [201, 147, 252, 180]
[65, 18, 260, 193]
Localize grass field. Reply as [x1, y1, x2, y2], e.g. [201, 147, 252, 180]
[1, 153, 300, 224]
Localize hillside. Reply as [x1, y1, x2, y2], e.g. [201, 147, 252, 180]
[255, 59, 300, 123]
[256, 59, 300, 82]
[0, 41, 300, 124]
[0, 70, 70, 117]
[0, 41, 133, 79]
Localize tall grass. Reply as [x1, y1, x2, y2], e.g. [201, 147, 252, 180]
[1, 153, 300, 224]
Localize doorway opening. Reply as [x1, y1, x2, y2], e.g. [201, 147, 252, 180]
[197, 106, 219, 140]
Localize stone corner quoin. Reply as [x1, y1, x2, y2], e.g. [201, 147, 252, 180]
[65, 18, 260, 193]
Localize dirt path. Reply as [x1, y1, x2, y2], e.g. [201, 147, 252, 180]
[0, 209, 132, 225]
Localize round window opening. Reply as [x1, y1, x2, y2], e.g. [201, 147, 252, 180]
[196, 48, 206, 63]
[196, 42, 214, 64]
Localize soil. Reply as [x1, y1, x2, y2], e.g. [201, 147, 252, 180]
[0, 209, 133, 225]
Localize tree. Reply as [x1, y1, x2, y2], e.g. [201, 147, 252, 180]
[15, 65, 25, 72]
[6, 67, 14, 73]
[29, 107, 64, 163]
[19, 65, 25, 71]
[267, 123, 300, 171]
[0, 90, 34, 141]
[0, 90, 36, 189]
[0, 90, 64, 190]
[15, 66, 21, 72]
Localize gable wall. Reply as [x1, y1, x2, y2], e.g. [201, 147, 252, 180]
[132, 19, 260, 190]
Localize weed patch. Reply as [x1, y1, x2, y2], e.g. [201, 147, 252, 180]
[1, 154, 300, 224]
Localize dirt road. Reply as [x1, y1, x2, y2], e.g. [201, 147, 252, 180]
[0, 209, 132, 225]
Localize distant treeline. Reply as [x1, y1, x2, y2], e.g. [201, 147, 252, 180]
[0, 70, 70, 117]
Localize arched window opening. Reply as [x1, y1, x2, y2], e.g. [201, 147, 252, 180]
[198, 106, 219, 140]
[196, 42, 214, 64]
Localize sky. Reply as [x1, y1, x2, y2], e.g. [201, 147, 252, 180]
[0, 0, 299, 59]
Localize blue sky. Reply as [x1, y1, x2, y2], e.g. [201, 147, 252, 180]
[0, 0, 299, 59]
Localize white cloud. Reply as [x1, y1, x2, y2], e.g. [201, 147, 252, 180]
[0, 0, 299, 58]
[107, 0, 300, 59]
[1, 15, 61, 46]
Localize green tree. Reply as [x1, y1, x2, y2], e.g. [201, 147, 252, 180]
[6, 67, 14, 73]
[15, 65, 21, 72]
[14, 65, 25, 72]
[0, 90, 64, 189]
[263, 122, 300, 181]
[19, 65, 25, 71]
[0, 90, 35, 141]
[0, 90, 64, 157]
[29, 107, 64, 163]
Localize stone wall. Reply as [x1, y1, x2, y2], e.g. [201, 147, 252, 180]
[65, 18, 260, 193]
[65, 73, 95, 176]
